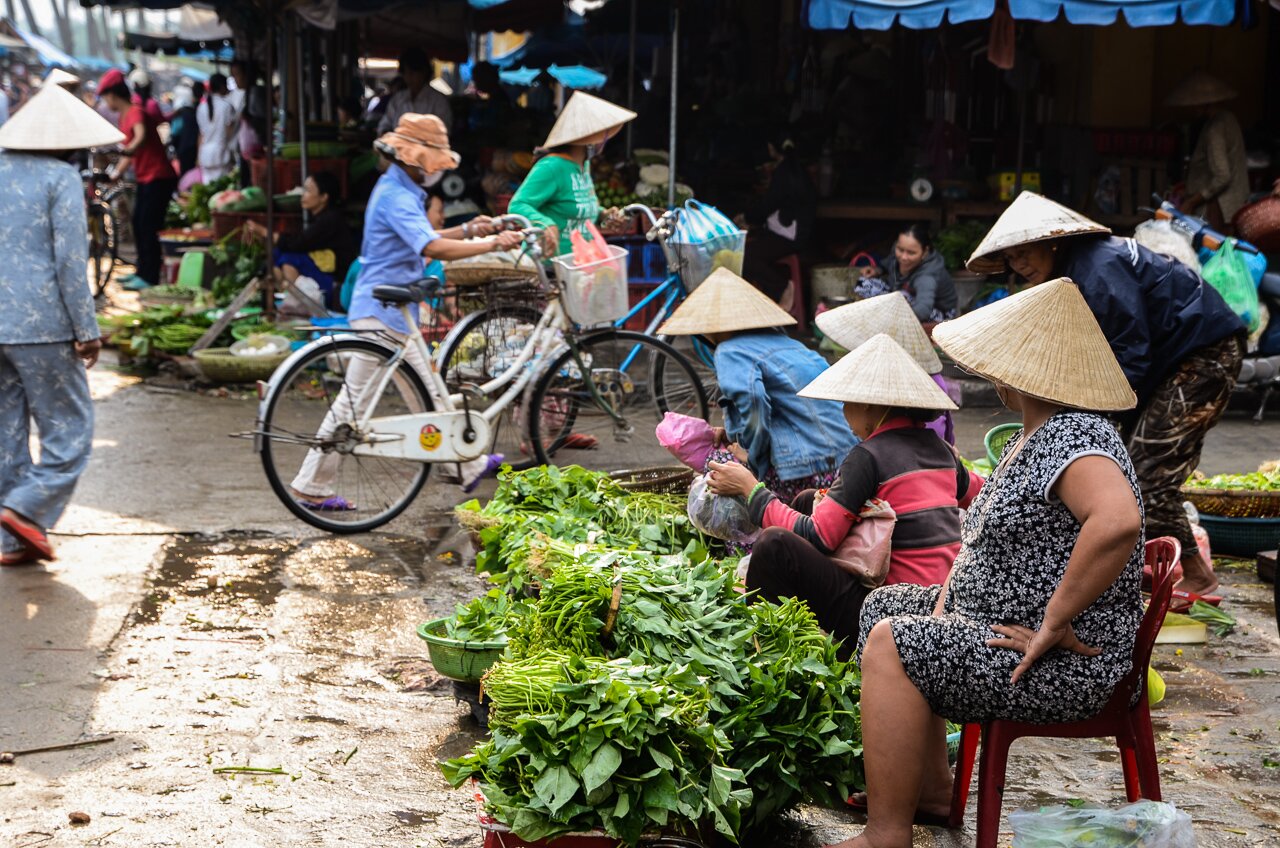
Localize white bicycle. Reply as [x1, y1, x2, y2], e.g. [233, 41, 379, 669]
[252, 216, 710, 533]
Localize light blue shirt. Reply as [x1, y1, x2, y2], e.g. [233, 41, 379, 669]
[0, 151, 98, 344]
[348, 164, 439, 334]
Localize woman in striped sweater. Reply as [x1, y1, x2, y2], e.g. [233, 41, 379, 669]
[707, 334, 983, 655]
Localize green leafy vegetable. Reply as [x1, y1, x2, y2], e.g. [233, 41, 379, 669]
[1185, 600, 1237, 637]
[1183, 471, 1280, 491]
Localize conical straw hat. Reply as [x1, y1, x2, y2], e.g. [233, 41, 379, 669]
[658, 267, 795, 335]
[932, 278, 1135, 411]
[799, 334, 957, 410]
[543, 91, 637, 149]
[0, 83, 125, 151]
[966, 192, 1111, 274]
[42, 68, 80, 88]
[1165, 71, 1237, 107]
[815, 292, 942, 374]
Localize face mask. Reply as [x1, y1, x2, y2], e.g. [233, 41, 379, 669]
[583, 144, 600, 160]
[420, 170, 444, 188]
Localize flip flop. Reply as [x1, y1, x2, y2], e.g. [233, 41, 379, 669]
[463, 454, 505, 494]
[2, 549, 40, 567]
[298, 496, 356, 512]
[844, 794, 954, 829]
[1169, 589, 1223, 614]
[0, 511, 54, 561]
[561, 433, 599, 450]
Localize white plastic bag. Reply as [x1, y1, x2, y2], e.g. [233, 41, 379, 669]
[687, 473, 760, 545]
[1010, 801, 1195, 848]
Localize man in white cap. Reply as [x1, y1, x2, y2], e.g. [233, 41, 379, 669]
[0, 83, 124, 565]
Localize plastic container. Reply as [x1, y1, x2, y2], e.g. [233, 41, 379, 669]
[984, 423, 1022, 467]
[667, 231, 745, 291]
[1196, 513, 1280, 557]
[416, 619, 507, 684]
[552, 244, 630, 326]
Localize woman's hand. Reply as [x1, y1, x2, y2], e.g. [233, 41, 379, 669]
[706, 460, 758, 498]
[541, 225, 560, 257]
[468, 215, 500, 236]
[987, 621, 1100, 685]
[490, 231, 523, 252]
[75, 339, 102, 369]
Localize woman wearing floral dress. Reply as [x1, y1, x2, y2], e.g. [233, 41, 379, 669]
[830, 278, 1145, 847]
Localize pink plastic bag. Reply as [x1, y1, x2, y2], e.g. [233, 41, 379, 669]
[830, 498, 897, 588]
[655, 412, 716, 471]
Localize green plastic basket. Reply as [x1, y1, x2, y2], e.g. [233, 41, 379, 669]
[1197, 514, 1280, 557]
[416, 618, 507, 683]
[984, 423, 1022, 467]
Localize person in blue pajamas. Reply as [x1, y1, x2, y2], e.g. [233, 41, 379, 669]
[0, 84, 122, 564]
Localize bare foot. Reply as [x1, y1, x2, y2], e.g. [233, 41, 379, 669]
[825, 830, 911, 848]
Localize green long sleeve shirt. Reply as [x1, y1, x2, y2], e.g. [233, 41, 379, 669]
[508, 154, 599, 257]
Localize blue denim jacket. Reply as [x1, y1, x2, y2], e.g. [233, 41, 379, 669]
[715, 330, 857, 481]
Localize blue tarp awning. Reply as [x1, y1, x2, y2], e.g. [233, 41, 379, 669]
[11, 23, 78, 67]
[806, 0, 1237, 29]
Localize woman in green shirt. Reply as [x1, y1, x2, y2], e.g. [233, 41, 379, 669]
[509, 91, 636, 257]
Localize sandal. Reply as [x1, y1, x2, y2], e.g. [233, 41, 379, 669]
[298, 496, 357, 512]
[561, 433, 599, 450]
[2, 549, 40, 567]
[463, 454, 505, 494]
[1169, 589, 1223, 614]
[844, 794, 955, 829]
[0, 510, 54, 561]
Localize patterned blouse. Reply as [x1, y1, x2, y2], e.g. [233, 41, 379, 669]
[0, 151, 98, 344]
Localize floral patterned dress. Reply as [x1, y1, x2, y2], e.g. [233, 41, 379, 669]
[856, 412, 1145, 724]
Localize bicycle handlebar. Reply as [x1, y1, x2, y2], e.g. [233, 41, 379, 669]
[497, 213, 534, 231]
[621, 203, 678, 243]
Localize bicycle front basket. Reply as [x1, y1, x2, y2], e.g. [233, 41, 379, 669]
[552, 244, 630, 326]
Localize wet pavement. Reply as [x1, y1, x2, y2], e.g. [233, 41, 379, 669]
[1, 365, 1278, 847]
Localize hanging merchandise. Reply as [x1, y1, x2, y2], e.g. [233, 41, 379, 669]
[988, 2, 1015, 70]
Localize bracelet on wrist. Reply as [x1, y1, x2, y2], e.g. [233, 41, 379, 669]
[749, 481, 768, 501]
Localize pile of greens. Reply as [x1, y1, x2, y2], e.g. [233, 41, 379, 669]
[443, 589, 522, 643]
[207, 233, 267, 305]
[98, 306, 213, 358]
[457, 465, 711, 590]
[1183, 471, 1280, 491]
[166, 175, 236, 228]
[442, 531, 863, 844]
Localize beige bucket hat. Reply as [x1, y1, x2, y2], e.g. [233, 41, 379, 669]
[0, 82, 125, 151]
[815, 292, 943, 374]
[543, 91, 637, 150]
[376, 112, 461, 173]
[799, 334, 957, 410]
[658, 267, 795, 335]
[966, 192, 1111, 274]
[1165, 72, 1237, 108]
[932, 278, 1136, 411]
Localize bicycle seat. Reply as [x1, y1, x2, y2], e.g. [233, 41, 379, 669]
[372, 282, 428, 304]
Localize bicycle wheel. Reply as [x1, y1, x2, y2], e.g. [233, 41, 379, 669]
[436, 300, 543, 470]
[88, 204, 117, 297]
[654, 333, 722, 425]
[259, 337, 433, 533]
[526, 330, 708, 469]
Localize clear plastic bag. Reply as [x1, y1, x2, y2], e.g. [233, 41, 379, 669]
[1010, 801, 1195, 848]
[687, 473, 760, 545]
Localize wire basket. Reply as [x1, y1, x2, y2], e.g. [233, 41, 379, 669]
[416, 619, 507, 684]
[552, 244, 629, 326]
[1181, 487, 1280, 519]
[1196, 514, 1280, 557]
[193, 347, 289, 383]
[610, 465, 694, 495]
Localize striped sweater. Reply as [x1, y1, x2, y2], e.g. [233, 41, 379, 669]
[748, 418, 983, 586]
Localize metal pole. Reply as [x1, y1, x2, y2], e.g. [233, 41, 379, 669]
[666, 4, 678, 209]
[263, 3, 276, 318]
[625, 0, 636, 158]
[1014, 87, 1026, 196]
[297, 17, 310, 225]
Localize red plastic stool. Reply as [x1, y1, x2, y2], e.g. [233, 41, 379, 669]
[777, 254, 806, 333]
[948, 537, 1181, 846]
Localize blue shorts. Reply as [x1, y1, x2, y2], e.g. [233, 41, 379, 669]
[275, 249, 336, 304]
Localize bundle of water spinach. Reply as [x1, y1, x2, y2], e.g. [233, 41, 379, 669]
[442, 539, 863, 844]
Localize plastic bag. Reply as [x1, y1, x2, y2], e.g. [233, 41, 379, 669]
[656, 411, 716, 471]
[1010, 801, 1194, 848]
[1202, 240, 1260, 332]
[1133, 220, 1200, 272]
[687, 473, 760, 545]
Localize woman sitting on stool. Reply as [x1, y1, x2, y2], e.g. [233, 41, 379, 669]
[245, 171, 358, 310]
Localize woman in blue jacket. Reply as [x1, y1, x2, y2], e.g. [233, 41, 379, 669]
[967, 191, 1245, 599]
[659, 268, 856, 508]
